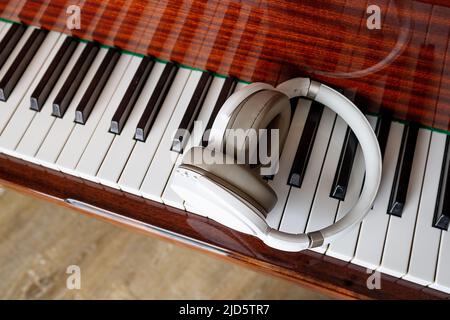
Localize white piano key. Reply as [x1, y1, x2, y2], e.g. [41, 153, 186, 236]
[76, 55, 143, 182]
[266, 99, 311, 228]
[431, 230, 450, 293]
[1, 22, 17, 37]
[14, 41, 86, 163]
[352, 121, 404, 270]
[233, 81, 248, 92]
[403, 132, 446, 286]
[162, 76, 225, 209]
[34, 48, 108, 170]
[326, 116, 378, 261]
[306, 115, 349, 254]
[96, 61, 165, 188]
[0, 27, 41, 134]
[427, 4, 450, 294]
[56, 54, 132, 176]
[140, 70, 203, 202]
[1, 21, 20, 37]
[0, 33, 66, 154]
[326, 146, 364, 260]
[279, 107, 336, 234]
[117, 68, 191, 195]
[378, 129, 431, 277]
[0, 21, 6, 36]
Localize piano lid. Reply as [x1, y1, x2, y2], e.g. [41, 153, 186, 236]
[1, 0, 450, 132]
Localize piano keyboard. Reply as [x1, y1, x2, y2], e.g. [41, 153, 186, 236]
[0, 21, 449, 294]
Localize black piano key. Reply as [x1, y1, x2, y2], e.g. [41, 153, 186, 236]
[289, 96, 300, 116]
[387, 123, 419, 216]
[330, 127, 358, 200]
[0, 28, 48, 101]
[30, 36, 78, 111]
[171, 71, 213, 153]
[75, 48, 120, 124]
[201, 76, 237, 147]
[433, 136, 450, 230]
[375, 115, 391, 159]
[288, 101, 324, 188]
[0, 23, 26, 69]
[110, 56, 154, 134]
[52, 41, 100, 118]
[135, 61, 177, 142]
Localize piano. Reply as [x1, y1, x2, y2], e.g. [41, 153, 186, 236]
[0, 0, 449, 299]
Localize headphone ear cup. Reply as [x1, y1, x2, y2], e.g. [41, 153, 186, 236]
[224, 90, 290, 165]
[181, 146, 277, 215]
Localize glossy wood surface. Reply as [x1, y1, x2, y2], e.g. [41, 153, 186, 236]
[1, 0, 450, 299]
[0, 153, 449, 300]
[1, 0, 450, 132]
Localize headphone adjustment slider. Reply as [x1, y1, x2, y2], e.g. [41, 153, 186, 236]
[306, 80, 321, 100]
[307, 231, 324, 248]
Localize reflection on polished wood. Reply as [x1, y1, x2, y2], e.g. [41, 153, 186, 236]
[1, 0, 450, 131]
[0, 154, 448, 299]
[1, 0, 450, 300]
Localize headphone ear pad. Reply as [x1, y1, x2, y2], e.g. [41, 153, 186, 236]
[181, 146, 277, 215]
[224, 89, 290, 162]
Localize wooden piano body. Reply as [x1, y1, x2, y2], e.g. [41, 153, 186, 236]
[0, 0, 450, 299]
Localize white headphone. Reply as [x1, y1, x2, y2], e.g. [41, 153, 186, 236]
[172, 78, 382, 252]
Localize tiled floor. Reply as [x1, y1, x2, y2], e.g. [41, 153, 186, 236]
[0, 188, 330, 299]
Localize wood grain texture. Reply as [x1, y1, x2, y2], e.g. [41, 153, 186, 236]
[1, 0, 450, 300]
[0, 154, 449, 300]
[2, 0, 450, 131]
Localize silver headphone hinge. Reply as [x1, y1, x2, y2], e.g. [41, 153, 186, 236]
[306, 80, 321, 100]
[307, 231, 324, 248]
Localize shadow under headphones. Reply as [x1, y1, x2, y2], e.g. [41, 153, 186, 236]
[171, 78, 382, 252]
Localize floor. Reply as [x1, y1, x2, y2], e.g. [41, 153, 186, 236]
[0, 188, 331, 299]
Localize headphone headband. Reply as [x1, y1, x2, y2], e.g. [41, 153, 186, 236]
[173, 78, 382, 251]
[262, 78, 382, 250]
